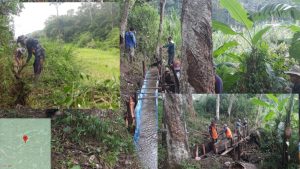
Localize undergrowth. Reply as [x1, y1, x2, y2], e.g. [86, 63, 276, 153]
[53, 110, 135, 168]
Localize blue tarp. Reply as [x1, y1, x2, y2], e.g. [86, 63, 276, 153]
[133, 72, 159, 148]
[133, 72, 150, 145]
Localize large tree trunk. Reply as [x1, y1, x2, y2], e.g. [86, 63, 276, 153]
[180, 0, 214, 93]
[186, 93, 196, 117]
[164, 94, 189, 168]
[120, 0, 135, 57]
[216, 94, 220, 121]
[155, 0, 166, 59]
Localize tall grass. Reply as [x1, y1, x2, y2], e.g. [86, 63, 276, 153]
[0, 39, 120, 109]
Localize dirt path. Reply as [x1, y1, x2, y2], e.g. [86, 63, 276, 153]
[134, 67, 159, 169]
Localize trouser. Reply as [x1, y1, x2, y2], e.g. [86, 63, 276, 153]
[228, 138, 233, 146]
[126, 47, 135, 63]
[33, 46, 45, 78]
[33, 57, 43, 75]
[168, 53, 174, 65]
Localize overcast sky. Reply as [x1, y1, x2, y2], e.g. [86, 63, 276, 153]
[13, 3, 82, 39]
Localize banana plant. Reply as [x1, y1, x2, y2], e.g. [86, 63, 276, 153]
[213, 0, 273, 49]
[250, 94, 292, 129]
[249, 3, 300, 22]
[212, 0, 300, 92]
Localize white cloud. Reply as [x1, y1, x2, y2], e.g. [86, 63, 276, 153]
[13, 2, 82, 39]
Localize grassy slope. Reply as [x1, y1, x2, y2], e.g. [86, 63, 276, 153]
[20, 46, 120, 109]
[73, 48, 120, 82]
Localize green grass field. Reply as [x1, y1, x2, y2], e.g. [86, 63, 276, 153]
[73, 48, 120, 82]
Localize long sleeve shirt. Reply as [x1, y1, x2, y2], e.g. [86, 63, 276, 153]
[25, 38, 39, 62]
[125, 31, 136, 49]
[163, 41, 175, 55]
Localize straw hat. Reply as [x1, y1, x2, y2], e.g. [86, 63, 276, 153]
[285, 65, 300, 77]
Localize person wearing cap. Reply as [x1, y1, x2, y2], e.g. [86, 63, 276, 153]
[125, 27, 136, 63]
[223, 124, 233, 146]
[285, 65, 300, 93]
[17, 35, 45, 80]
[163, 36, 175, 66]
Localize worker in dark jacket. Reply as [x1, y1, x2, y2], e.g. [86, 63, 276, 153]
[17, 35, 45, 80]
[163, 36, 175, 66]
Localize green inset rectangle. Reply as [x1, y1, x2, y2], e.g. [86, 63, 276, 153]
[0, 119, 51, 169]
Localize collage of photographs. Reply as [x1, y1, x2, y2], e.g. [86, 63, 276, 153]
[0, 0, 300, 169]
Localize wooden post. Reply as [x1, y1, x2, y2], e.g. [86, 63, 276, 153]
[233, 147, 236, 160]
[195, 145, 199, 159]
[129, 96, 135, 126]
[238, 144, 241, 160]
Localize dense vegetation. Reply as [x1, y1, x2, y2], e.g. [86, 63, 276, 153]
[0, 1, 120, 109]
[30, 3, 120, 50]
[213, 0, 300, 92]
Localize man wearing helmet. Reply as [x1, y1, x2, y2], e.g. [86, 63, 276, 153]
[16, 35, 45, 80]
[223, 124, 233, 146]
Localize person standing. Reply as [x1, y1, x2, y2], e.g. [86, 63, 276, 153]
[223, 124, 233, 146]
[235, 119, 242, 139]
[242, 118, 248, 137]
[209, 120, 218, 143]
[163, 36, 175, 66]
[215, 74, 223, 94]
[125, 27, 137, 63]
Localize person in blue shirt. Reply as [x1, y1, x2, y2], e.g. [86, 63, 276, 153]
[215, 74, 223, 93]
[17, 35, 45, 81]
[214, 65, 223, 93]
[163, 36, 175, 66]
[125, 27, 136, 63]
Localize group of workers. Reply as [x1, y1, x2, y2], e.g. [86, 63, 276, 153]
[208, 118, 248, 146]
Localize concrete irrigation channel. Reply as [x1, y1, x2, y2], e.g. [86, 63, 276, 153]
[134, 67, 159, 169]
